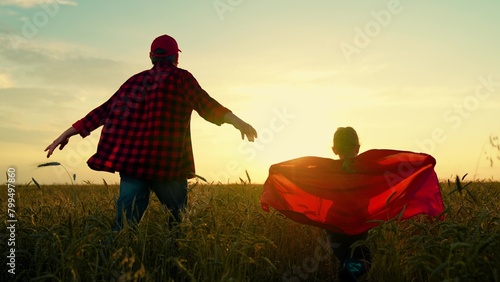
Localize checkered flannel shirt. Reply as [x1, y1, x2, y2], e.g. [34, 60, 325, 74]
[72, 63, 231, 180]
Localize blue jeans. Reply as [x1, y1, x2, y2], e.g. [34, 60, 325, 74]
[113, 174, 188, 231]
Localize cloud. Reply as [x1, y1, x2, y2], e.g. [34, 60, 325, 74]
[0, 37, 134, 93]
[0, 87, 76, 109]
[0, 87, 78, 129]
[0, 125, 54, 145]
[0, 38, 140, 153]
[0, 0, 76, 8]
[0, 36, 144, 153]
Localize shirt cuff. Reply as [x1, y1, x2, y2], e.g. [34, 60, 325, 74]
[216, 108, 232, 126]
[72, 120, 90, 138]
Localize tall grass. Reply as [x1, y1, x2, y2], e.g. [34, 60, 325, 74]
[1, 180, 499, 281]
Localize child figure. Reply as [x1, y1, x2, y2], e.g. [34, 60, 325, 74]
[261, 127, 444, 282]
[327, 127, 371, 281]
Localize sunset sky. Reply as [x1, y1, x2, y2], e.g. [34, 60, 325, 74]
[1, 0, 499, 185]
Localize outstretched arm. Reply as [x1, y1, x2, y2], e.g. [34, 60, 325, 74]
[223, 112, 258, 142]
[44, 126, 79, 158]
[43, 87, 119, 158]
[179, 71, 257, 141]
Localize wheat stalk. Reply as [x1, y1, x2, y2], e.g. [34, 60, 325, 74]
[37, 162, 74, 185]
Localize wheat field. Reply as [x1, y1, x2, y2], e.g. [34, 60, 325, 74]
[1, 178, 499, 282]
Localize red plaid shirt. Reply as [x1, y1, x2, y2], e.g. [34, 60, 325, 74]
[73, 63, 231, 180]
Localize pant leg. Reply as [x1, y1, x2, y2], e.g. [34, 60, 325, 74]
[151, 178, 188, 225]
[327, 231, 370, 264]
[113, 175, 151, 231]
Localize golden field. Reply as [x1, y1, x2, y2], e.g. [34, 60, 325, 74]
[1, 178, 499, 281]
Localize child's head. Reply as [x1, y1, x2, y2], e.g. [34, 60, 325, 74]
[332, 127, 360, 160]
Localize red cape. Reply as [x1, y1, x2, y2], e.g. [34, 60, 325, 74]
[260, 149, 445, 235]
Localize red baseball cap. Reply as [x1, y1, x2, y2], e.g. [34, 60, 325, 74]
[150, 34, 181, 57]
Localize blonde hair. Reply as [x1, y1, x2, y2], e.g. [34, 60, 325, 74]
[333, 127, 359, 171]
